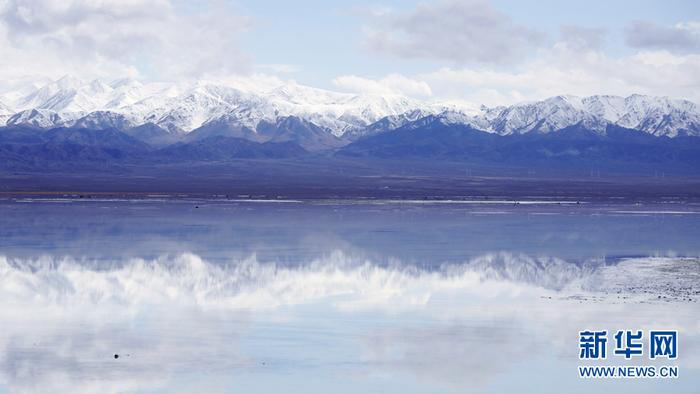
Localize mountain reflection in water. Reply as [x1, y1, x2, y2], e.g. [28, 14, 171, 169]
[0, 200, 698, 393]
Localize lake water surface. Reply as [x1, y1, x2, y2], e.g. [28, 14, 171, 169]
[0, 198, 698, 393]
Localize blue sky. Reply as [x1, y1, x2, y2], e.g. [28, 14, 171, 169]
[0, 0, 699, 104]
[236, 0, 700, 88]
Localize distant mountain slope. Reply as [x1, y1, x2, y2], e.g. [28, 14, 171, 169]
[0, 126, 151, 166]
[0, 126, 307, 168]
[254, 116, 348, 151]
[1, 75, 699, 169]
[338, 118, 700, 169]
[123, 123, 180, 147]
[156, 136, 307, 161]
[180, 115, 348, 151]
[2, 119, 700, 172]
[340, 117, 497, 158]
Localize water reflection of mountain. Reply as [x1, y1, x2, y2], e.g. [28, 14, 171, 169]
[445, 252, 613, 290]
[2, 200, 699, 265]
[0, 251, 697, 393]
[0, 250, 621, 305]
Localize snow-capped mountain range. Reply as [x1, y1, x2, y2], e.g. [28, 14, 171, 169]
[452, 94, 700, 137]
[1, 76, 699, 143]
[0, 76, 446, 137]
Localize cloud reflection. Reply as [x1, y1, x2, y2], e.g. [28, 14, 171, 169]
[0, 251, 697, 393]
[0, 251, 610, 309]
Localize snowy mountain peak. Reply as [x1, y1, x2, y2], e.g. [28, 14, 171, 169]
[109, 78, 142, 89]
[0, 99, 13, 115]
[7, 108, 66, 128]
[460, 94, 700, 137]
[86, 79, 113, 95]
[0, 76, 699, 139]
[54, 75, 85, 91]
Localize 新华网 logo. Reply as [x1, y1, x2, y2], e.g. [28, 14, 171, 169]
[578, 329, 678, 379]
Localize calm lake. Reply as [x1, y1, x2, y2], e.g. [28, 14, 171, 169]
[0, 198, 698, 393]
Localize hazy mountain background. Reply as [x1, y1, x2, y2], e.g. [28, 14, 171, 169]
[1, 76, 700, 197]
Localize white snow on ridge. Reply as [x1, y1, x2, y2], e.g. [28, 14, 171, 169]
[0, 99, 13, 125]
[1, 76, 699, 138]
[0, 98, 14, 115]
[0, 77, 436, 135]
[471, 94, 700, 137]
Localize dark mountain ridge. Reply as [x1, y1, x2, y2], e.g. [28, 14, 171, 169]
[2, 116, 700, 175]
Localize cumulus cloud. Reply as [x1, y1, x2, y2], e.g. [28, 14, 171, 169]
[326, 41, 700, 106]
[361, 0, 543, 65]
[0, 0, 251, 82]
[332, 73, 433, 97]
[257, 63, 300, 74]
[625, 21, 700, 53]
[559, 25, 607, 51]
[418, 44, 700, 106]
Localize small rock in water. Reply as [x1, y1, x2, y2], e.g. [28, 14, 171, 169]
[114, 354, 119, 359]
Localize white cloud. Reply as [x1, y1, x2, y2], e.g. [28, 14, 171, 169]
[257, 64, 300, 74]
[350, 2, 700, 105]
[0, 0, 251, 82]
[200, 73, 288, 94]
[332, 73, 433, 97]
[419, 43, 700, 106]
[361, 0, 543, 65]
[626, 20, 700, 53]
[559, 25, 607, 51]
[331, 41, 700, 106]
[0, 0, 698, 107]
